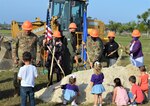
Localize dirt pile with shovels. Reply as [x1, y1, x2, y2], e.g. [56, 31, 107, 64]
[35, 64, 149, 104]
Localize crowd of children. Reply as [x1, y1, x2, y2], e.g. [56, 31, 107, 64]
[17, 50, 149, 106]
[53, 62, 149, 106]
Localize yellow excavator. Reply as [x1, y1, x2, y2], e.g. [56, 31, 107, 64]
[0, 0, 108, 69]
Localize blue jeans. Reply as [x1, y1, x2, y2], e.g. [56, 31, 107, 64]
[128, 92, 137, 105]
[20, 86, 35, 106]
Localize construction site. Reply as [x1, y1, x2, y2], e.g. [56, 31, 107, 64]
[0, 0, 150, 106]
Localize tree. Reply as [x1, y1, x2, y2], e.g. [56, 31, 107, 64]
[108, 20, 122, 32]
[137, 8, 150, 33]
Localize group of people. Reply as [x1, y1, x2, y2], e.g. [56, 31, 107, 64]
[16, 51, 149, 106]
[52, 61, 148, 106]
[11, 20, 81, 106]
[12, 20, 148, 106]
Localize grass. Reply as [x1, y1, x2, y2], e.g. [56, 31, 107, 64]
[0, 30, 11, 36]
[0, 34, 150, 105]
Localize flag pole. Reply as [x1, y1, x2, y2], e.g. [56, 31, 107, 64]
[82, 2, 88, 69]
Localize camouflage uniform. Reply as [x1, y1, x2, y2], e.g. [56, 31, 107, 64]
[86, 36, 103, 65]
[12, 31, 40, 96]
[12, 32, 40, 66]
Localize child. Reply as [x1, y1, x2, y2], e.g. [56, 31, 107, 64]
[54, 75, 80, 106]
[90, 61, 105, 106]
[18, 51, 38, 106]
[129, 75, 144, 105]
[112, 78, 129, 106]
[138, 66, 149, 99]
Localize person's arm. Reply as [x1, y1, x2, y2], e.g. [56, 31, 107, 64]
[90, 75, 94, 90]
[90, 82, 94, 90]
[17, 67, 22, 80]
[138, 76, 141, 86]
[12, 36, 19, 64]
[34, 66, 38, 78]
[36, 37, 41, 64]
[94, 38, 103, 62]
[112, 87, 117, 104]
[53, 84, 66, 91]
[131, 94, 136, 103]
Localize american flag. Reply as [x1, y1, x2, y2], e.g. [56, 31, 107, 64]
[45, 8, 52, 40]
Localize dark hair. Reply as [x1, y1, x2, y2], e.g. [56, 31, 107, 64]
[139, 66, 146, 72]
[114, 78, 122, 87]
[69, 77, 76, 84]
[129, 75, 136, 83]
[23, 51, 32, 62]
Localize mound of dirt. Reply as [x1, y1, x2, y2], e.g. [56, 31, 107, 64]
[35, 64, 149, 104]
[0, 59, 13, 70]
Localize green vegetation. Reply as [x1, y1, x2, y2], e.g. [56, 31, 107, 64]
[107, 8, 150, 34]
[0, 30, 11, 36]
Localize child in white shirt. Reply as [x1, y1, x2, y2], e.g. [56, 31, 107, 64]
[18, 51, 38, 106]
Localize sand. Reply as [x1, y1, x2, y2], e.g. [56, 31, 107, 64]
[35, 64, 148, 104]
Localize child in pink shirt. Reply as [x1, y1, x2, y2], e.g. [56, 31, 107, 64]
[112, 78, 129, 106]
[138, 66, 149, 99]
[129, 75, 144, 105]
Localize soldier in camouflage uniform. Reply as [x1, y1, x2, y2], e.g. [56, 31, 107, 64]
[86, 29, 103, 68]
[62, 23, 78, 75]
[12, 20, 40, 96]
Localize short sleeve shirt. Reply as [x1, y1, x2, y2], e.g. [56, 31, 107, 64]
[131, 84, 144, 103]
[61, 84, 79, 92]
[90, 73, 104, 85]
[139, 74, 149, 91]
[18, 64, 38, 87]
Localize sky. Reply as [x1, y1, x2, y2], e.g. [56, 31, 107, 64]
[0, 0, 150, 24]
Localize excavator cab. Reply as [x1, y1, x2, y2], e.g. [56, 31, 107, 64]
[51, 0, 85, 31]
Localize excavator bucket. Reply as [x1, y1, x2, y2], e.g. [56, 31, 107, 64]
[0, 46, 6, 62]
[0, 36, 13, 70]
[0, 36, 5, 62]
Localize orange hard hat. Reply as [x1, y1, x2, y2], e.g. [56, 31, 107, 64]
[107, 31, 115, 38]
[90, 29, 99, 37]
[53, 31, 61, 38]
[22, 20, 33, 30]
[132, 29, 141, 37]
[69, 23, 77, 29]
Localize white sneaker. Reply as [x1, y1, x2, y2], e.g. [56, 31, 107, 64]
[71, 101, 78, 106]
[129, 105, 137, 106]
[99, 104, 102, 106]
[63, 100, 67, 105]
